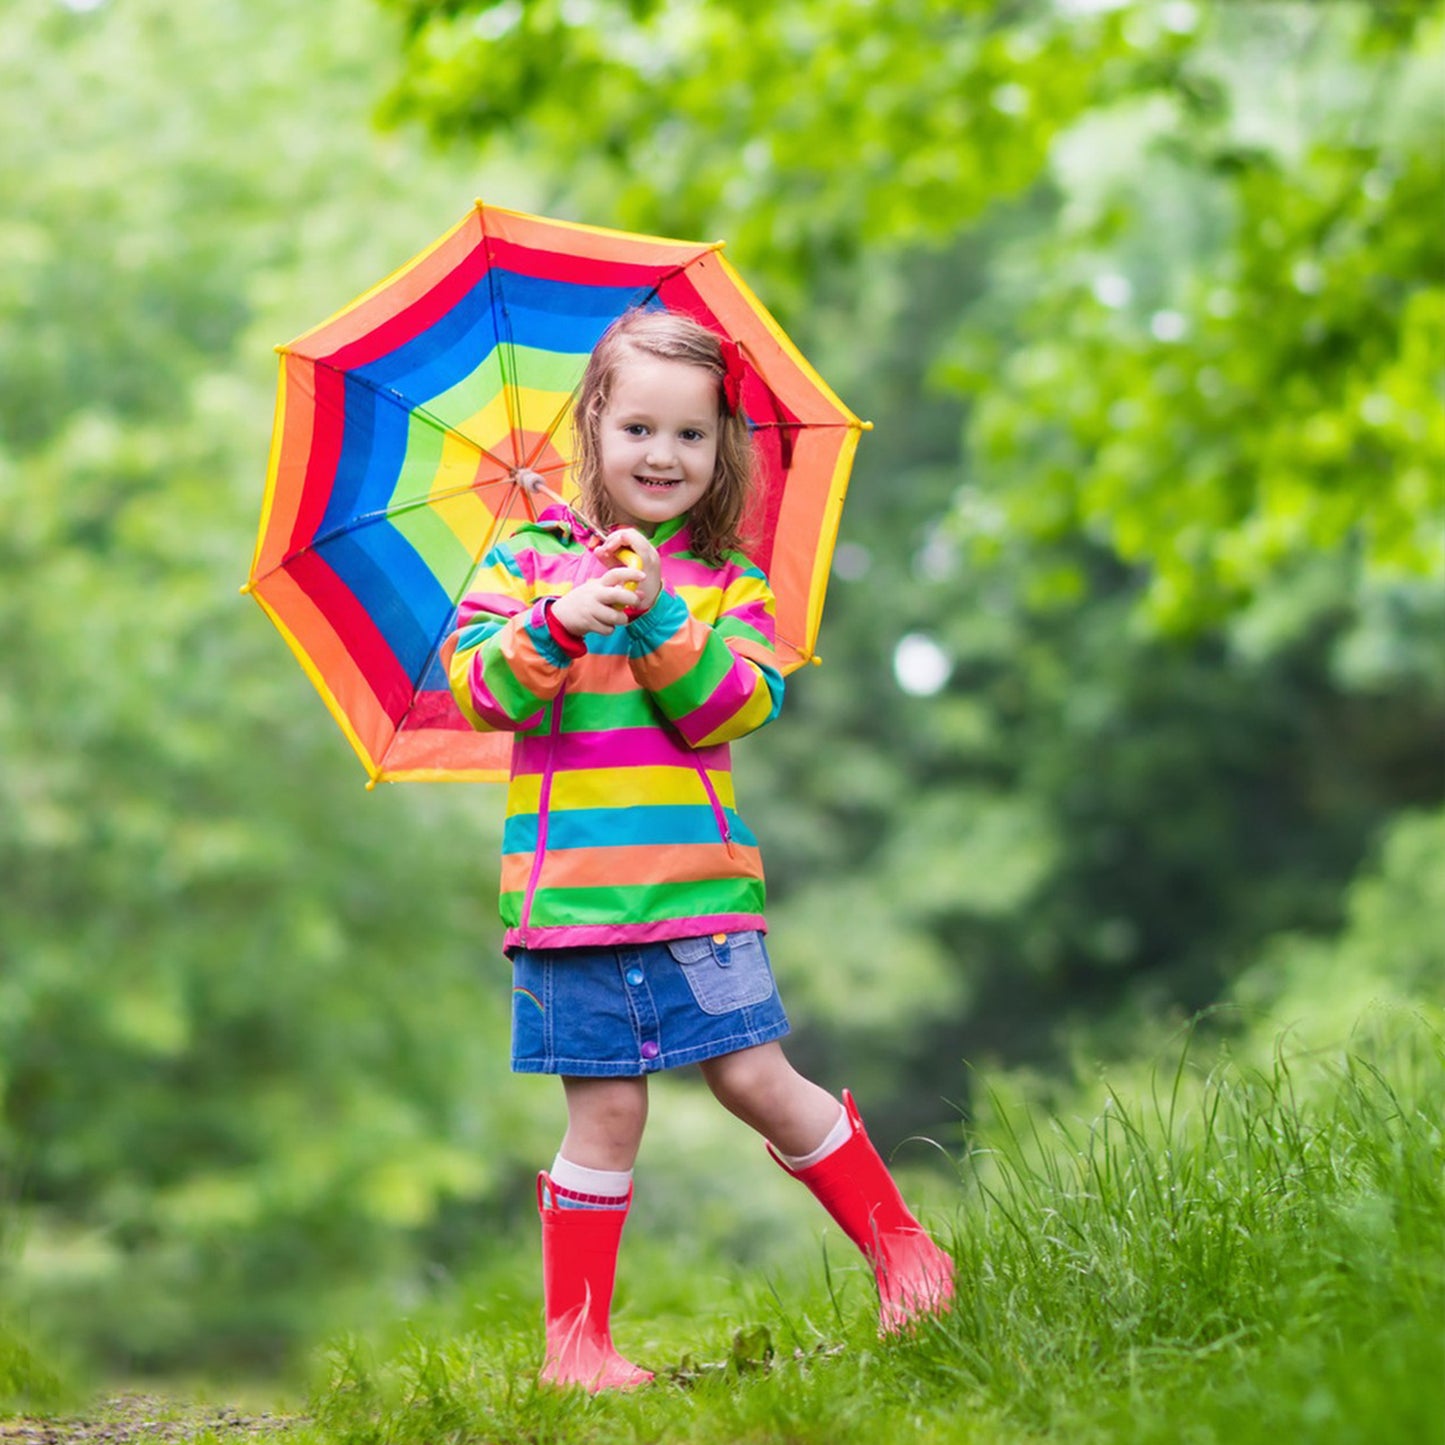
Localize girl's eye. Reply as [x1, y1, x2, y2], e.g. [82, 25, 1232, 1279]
[623, 424, 649, 436]
[680, 429, 704, 443]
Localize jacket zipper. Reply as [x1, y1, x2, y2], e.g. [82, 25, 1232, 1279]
[694, 756, 738, 858]
[519, 687, 565, 934]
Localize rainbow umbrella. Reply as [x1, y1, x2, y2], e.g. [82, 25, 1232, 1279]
[245, 202, 867, 786]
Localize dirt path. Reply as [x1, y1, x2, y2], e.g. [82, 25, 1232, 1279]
[0, 1395, 306, 1444]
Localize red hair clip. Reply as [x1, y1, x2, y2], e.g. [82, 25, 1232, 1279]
[719, 338, 746, 413]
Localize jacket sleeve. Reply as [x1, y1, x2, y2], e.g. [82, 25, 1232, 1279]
[624, 562, 785, 749]
[443, 542, 580, 733]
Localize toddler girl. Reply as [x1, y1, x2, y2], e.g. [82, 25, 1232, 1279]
[446, 308, 953, 1391]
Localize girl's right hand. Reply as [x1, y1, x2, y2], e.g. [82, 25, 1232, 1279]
[596, 527, 662, 613]
[549, 567, 647, 638]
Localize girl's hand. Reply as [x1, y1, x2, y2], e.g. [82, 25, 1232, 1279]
[550, 569, 646, 638]
[596, 528, 662, 613]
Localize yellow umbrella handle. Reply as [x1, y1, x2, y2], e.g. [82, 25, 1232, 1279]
[612, 546, 642, 593]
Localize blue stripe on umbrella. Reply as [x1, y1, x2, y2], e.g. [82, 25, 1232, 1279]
[352, 271, 656, 403]
[317, 379, 410, 552]
[317, 522, 453, 696]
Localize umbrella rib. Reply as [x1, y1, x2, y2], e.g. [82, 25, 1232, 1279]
[250, 475, 526, 580]
[524, 388, 583, 478]
[481, 210, 528, 476]
[374, 476, 538, 778]
[306, 358, 518, 473]
[247, 359, 526, 578]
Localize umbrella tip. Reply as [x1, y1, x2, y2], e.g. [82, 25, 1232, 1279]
[239, 581, 252, 595]
[810, 654, 823, 666]
[860, 419, 875, 431]
[365, 776, 379, 791]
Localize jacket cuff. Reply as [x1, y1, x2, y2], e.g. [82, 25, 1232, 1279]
[530, 598, 586, 663]
[625, 588, 688, 653]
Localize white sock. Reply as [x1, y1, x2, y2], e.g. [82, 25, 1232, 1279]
[548, 1153, 633, 1210]
[776, 1103, 850, 1171]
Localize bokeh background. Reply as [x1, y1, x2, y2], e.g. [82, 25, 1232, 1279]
[2, 0, 1440, 1386]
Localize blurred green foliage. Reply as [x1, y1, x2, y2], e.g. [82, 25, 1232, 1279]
[0, 0, 553, 1372]
[955, 4, 1445, 627]
[0, 0, 1440, 1380]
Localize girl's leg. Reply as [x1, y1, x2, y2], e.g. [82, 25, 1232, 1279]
[697, 1039, 842, 1156]
[700, 1041, 954, 1334]
[538, 1075, 652, 1392]
[559, 1075, 649, 1170]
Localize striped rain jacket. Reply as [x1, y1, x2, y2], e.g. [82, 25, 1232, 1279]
[445, 507, 784, 953]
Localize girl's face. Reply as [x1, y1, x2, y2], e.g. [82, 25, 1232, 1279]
[596, 351, 719, 534]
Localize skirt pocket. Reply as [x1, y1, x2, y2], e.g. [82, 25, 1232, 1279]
[667, 931, 776, 1015]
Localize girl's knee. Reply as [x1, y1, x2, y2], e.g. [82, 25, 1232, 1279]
[561, 1077, 648, 1160]
[703, 1045, 793, 1116]
[581, 1081, 647, 1122]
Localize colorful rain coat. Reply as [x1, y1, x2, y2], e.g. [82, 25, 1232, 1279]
[445, 508, 784, 953]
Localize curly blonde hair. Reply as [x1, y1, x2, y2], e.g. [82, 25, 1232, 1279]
[571, 309, 755, 563]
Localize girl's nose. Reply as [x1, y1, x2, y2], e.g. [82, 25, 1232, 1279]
[645, 437, 676, 467]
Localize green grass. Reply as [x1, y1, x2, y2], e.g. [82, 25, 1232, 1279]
[0, 1318, 69, 1414]
[8, 1010, 1441, 1443]
[278, 1010, 1444, 1444]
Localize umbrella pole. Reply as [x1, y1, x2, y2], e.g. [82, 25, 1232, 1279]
[514, 468, 641, 588]
[514, 468, 607, 544]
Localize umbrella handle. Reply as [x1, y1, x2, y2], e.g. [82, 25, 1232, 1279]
[611, 545, 642, 593]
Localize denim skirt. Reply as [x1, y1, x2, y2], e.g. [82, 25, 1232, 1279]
[510, 930, 791, 1076]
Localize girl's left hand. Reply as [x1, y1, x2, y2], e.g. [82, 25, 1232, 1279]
[596, 528, 662, 614]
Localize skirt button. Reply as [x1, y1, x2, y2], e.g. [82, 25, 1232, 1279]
[640, 1040, 660, 1061]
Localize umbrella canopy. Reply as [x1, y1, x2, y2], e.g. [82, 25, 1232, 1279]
[246, 202, 867, 785]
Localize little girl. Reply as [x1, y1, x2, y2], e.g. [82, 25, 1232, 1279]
[446, 308, 953, 1392]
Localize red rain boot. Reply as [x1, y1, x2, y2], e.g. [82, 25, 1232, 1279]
[537, 1172, 654, 1393]
[769, 1090, 955, 1333]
